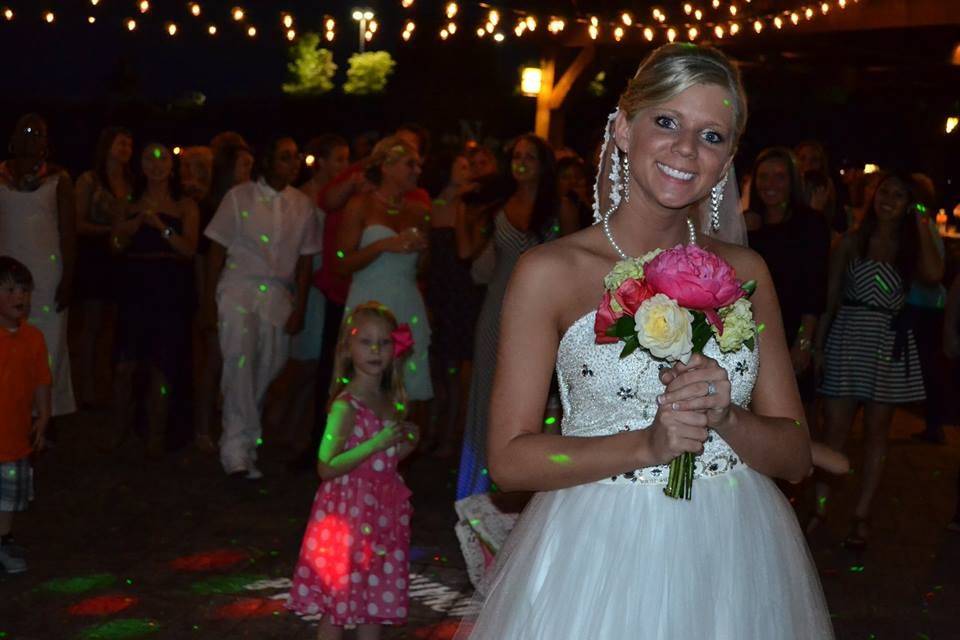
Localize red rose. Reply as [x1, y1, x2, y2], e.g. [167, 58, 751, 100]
[594, 290, 621, 344]
[614, 278, 655, 316]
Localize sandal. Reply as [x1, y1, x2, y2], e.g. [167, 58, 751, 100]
[842, 516, 870, 550]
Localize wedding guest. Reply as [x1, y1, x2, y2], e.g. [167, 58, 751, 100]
[204, 136, 320, 478]
[73, 126, 134, 408]
[0, 114, 76, 418]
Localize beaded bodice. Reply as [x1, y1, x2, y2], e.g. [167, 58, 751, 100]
[556, 310, 759, 485]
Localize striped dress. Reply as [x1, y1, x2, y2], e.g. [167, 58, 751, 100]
[457, 211, 554, 499]
[820, 258, 925, 403]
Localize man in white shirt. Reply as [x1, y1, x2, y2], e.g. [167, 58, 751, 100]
[204, 136, 320, 478]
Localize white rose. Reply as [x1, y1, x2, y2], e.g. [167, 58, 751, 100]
[633, 294, 694, 362]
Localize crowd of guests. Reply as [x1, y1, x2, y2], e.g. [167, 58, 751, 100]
[0, 110, 958, 618]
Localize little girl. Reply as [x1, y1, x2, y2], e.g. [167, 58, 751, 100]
[288, 301, 419, 640]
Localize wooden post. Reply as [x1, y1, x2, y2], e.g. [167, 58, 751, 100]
[535, 55, 556, 141]
[533, 46, 596, 147]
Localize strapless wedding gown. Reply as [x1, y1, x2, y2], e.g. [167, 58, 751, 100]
[458, 310, 834, 639]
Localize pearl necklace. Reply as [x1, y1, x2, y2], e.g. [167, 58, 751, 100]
[603, 213, 697, 260]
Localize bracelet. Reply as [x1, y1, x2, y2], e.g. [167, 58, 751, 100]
[798, 337, 813, 352]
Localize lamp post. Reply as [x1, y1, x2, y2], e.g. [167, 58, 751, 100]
[352, 9, 374, 52]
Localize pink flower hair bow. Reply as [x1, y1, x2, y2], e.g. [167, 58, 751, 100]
[391, 324, 415, 358]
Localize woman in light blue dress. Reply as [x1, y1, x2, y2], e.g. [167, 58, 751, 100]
[335, 135, 433, 402]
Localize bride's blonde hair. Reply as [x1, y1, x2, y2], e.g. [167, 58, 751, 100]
[618, 44, 748, 144]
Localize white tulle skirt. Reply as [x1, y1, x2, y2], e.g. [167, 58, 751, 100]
[456, 465, 834, 639]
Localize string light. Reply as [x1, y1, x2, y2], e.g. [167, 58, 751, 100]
[667, 27, 677, 42]
[445, 2, 458, 19]
[487, 10, 499, 26]
[232, 7, 244, 21]
[753, 19, 763, 32]
[2, 8, 12, 21]
[805, 7, 814, 19]
[401, 0, 415, 7]
[476, 26, 485, 37]
[125, 18, 137, 31]
[87, 15, 96, 24]
[729, 4, 738, 16]
[207, 24, 217, 35]
[821, 2, 830, 13]
[729, 22, 740, 35]
[714, 25, 724, 38]
[281, 13, 293, 29]
[688, 26, 698, 40]
[712, 0, 720, 8]
[324, 16, 335, 41]
[90, 0, 100, 5]
[440, 27, 449, 39]
[446, 21, 456, 34]
[790, 12, 800, 25]
[613, 25, 624, 41]
[621, 12, 633, 26]
[694, 9, 703, 20]
[838, 0, 847, 7]
[774, 16, 783, 28]
[525, 16, 536, 31]
[514, 19, 526, 37]
[246, 25, 256, 37]
[684, 3, 693, 15]
[43, 11, 55, 23]
[402, 19, 415, 41]
[652, 8, 663, 21]
[548, 18, 565, 34]
[286, 28, 296, 40]
[173, 146, 182, 156]
[189, 3, 201, 17]
[493, 31, 504, 42]
[588, 16, 599, 40]
[138, 1, 149, 14]
[643, 26, 654, 41]
[166, 22, 178, 36]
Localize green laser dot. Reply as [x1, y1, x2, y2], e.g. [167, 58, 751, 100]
[448, 367, 458, 375]
[480, 468, 488, 476]
[42, 305, 50, 313]
[259, 234, 270, 243]
[49, 253, 57, 261]
[339, 377, 350, 384]
[153, 148, 162, 159]
[544, 417, 557, 425]
[240, 210, 250, 218]
[126, 579, 133, 585]
[818, 496, 827, 506]
[723, 98, 731, 107]
[258, 284, 268, 292]
[793, 420, 801, 427]
[548, 453, 571, 465]
[256, 438, 263, 446]
[395, 402, 406, 411]
[469, 518, 480, 527]
[410, 315, 419, 324]
[160, 385, 168, 396]
[407, 433, 416, 441]
[757, 323, 766, 333]
[336, 250, 345, 259]
[238, 355, 246, 368]
[424, 215, 431, 222]
[361, 525, 372, 535]
[408, 362, 417, 372]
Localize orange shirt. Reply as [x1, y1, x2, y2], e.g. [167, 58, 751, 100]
[0, 322, 51, 461]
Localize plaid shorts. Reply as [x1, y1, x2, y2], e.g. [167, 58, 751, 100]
[0, 458, 34, 512]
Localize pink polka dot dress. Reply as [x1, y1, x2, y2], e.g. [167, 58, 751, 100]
[288, 393, 413, 626]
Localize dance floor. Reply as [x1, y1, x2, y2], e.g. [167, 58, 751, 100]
[0, 405, 956, 639]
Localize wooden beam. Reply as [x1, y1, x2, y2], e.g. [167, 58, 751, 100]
[548, 45, 596, 110]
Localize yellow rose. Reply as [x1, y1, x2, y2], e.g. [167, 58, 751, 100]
[634, 294, 693, 362]
[713, 297, 756, 352]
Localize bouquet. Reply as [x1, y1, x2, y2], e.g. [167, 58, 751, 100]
[594, 244, 758, 500]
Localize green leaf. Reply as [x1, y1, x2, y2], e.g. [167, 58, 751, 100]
[608, 315, 636, 339]
[619, 335, 640, 359]
[741, 280, 757, 296]
[744, 336, 755, 351]
[690, 312, 713, 354]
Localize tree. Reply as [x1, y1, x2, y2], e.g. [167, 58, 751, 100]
[343, 51, 396, 96]
[282, 32, 337, 96]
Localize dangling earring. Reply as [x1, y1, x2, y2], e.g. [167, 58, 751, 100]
[620, 153, 630, 204]
[710, 173, 728, 233]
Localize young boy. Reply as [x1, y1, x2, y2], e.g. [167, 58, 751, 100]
[0, 256, 51, 573]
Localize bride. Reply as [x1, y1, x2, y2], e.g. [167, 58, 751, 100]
[457, 44, 833, 638]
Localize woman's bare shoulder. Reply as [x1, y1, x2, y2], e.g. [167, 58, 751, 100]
[707, 238, 769, 283]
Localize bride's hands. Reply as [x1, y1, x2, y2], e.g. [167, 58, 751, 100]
[647, 404, 710, 466]
[657, 353, 733, 430]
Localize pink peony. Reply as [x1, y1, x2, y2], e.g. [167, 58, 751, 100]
[644, 245, 745, 330]
[594, 291, 621, 344]
[614, 278, 655, 316]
